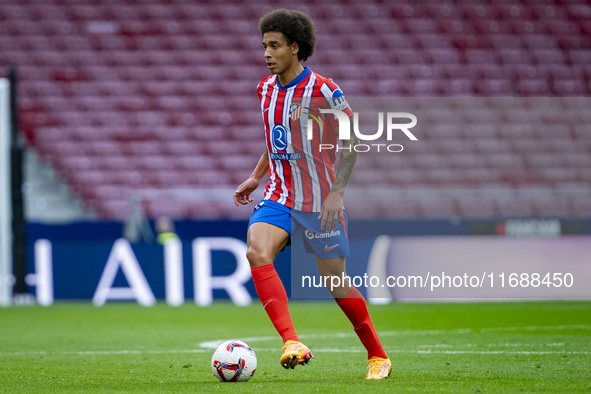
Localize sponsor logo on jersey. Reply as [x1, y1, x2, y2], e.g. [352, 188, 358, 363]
[269, 152, 302, 161]
[329, 89, 349, 111]
[270, 124, 288, 152]
[270, 124, 302, 160]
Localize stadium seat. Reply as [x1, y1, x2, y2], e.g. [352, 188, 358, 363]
[418, 200, 458, 218]
[498, 48, 533, 65]
[476, 79, 514, 95]
[2, 0, 590, 220]
[457, 199, 497, 218]
[425, 48, 461, 64]
[572, 199, 591, 216]
[379, 199, 421, 219]
[552, 79, 586, 95]
[460, 4, 497, 20]
[516, 79, 549, 96]
[529, 4, 567, 20]
[544, 19, 580, 36]
[496, 199, 536, 218]
[533, 199, 571, 217]
[439, 79, 475, 95]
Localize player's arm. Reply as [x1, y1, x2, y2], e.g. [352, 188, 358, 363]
[234, 150, 269, 206]
[319, 118, 358, 231]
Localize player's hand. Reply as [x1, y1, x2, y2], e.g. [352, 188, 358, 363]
[233, 178, 260, 206]
[318, 192, 345, 232]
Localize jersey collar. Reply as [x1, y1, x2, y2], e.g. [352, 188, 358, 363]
[275, 66, 311, 89]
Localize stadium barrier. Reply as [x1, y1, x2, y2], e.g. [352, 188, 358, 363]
[22, 219, 591, 306]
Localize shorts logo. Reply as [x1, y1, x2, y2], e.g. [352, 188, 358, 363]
[305, 229, 341, 240]
[271, 124, 288, 152]
[289, 103, 302, 120]
[324, 244, 339, 251]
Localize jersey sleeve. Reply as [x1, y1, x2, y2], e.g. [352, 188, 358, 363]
[320, 79, 354, 118]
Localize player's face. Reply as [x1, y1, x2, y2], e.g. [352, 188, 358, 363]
[262, 31, 298, 76]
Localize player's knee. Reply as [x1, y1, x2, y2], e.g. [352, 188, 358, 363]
[246, 247, 272, 268]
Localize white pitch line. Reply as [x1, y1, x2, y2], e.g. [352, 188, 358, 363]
[198, 324, 589, 349]
[311, 348, 591, 355]
[2, 325, 589, 358]
[1, 349, 213, 357]
[480, 325, 590, 333]
[2, 347, 591, 357]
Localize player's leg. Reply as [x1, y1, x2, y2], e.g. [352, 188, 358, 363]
[246, 221, 289, 268]
[316, 256, 391, 379]
[247, 221, 295, 341]
[246, 221, 313, 369]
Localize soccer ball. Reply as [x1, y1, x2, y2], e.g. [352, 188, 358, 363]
[211, 340, 257, 382]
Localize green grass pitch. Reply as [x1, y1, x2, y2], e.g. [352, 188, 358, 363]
[1, 301, 590, 392]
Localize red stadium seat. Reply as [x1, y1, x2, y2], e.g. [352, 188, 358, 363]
[566, 4, 591, 20]
[439, 79, 475, 96]
[2, 0, 590, 220]
[401, 79, 439, 96]
[523, 34, 558, 50]
[476, 79, 514, 95]
[532, 49, 567, 64]
[510, 19, 547, 35]
[552, 79, 586, 95]
[544, 20, 581, 36]
[474, 19, 514, 35]
[516, 79, 549, 96]
[460, 4, 497, 20]
[458, 199, 497, 218]
[496, 4, 532, 20]
[403, 18, 438, 35]
[418, 200, 458, 218]
[497, 199, 536, 218]
[143, 200, 189, 219]
[498, 48, 533, 65]
[529, 4, 567, 20]
[572, 199, 591, 216]
[97, 199, 131, 220]
[511, 64, 546, 79]
[383, 200, 421, 219]
[442, 64, 472, 79]
[489, 34, 524, 50]
[464, 49, 498, 65]
[533, 199, 571, 217]
[425, 48, 461, 64]
[425, 3, 460, 19]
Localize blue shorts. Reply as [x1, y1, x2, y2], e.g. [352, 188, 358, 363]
[248, 200, 350, 258]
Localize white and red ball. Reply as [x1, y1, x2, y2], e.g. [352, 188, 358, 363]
[211, 340, 257, 382]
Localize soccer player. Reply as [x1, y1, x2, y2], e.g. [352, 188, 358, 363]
[233, 9, 391, 380]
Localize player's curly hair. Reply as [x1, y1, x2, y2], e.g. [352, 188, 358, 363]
[259, 8, 316, 62]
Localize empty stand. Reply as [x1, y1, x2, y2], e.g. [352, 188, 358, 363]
[1, 0, 590, 220]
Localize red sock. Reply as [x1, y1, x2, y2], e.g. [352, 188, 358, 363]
[336, 287, 388, 360]
[251, 264, 299, 343]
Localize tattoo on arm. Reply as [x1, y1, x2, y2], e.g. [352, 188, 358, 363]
[331, 121, 358, 194]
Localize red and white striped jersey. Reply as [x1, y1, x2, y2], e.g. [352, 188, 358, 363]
[257, 67, 353, 212]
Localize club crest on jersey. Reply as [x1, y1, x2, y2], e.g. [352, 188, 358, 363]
[289, 103, 302, 120]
